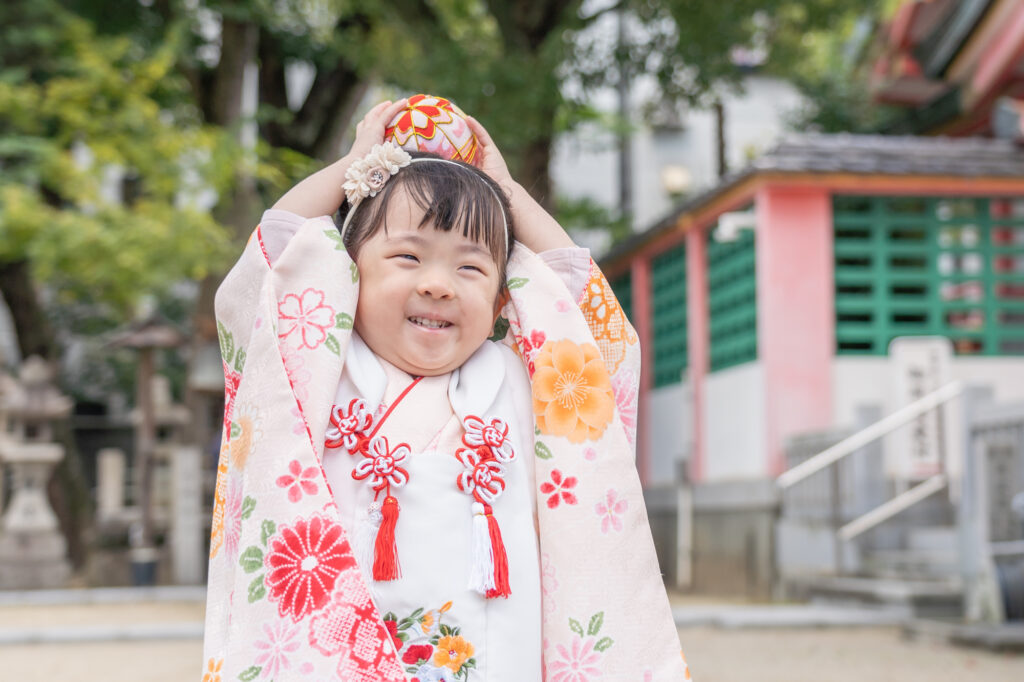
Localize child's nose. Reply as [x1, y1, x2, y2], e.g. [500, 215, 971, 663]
[417, 270, 454, 299]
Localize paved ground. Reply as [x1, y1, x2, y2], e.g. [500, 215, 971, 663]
[1, 591, 1021, 681]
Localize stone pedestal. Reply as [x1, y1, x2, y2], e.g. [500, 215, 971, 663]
[170, 445, 203, 585]
[96, 447, 127, 521]
[0, 441, 72, 588]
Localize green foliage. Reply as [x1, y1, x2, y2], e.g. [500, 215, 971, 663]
[0, 1, 237, 313]
[556, 196, 631, 244]
[781, 10, 900, 134]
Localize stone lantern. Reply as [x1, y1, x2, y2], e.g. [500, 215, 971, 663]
[0, 356, 74, 588]
[109, 315, 185, 584]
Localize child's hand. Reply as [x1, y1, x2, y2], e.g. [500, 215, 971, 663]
[466, 116, 575, 252]
[466, 116, 515, 192]
[272, 98, 407, 217]
[349, 99, 409, 160]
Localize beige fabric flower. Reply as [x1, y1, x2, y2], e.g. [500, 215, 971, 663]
[342, 142, 412, 206]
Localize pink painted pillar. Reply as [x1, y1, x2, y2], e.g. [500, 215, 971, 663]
[685, 228, 709, 483]
[755, 185, 835, 476]
[631, 258, 652, 486]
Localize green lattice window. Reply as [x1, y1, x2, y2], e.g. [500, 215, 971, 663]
[651, 242, 688, 386]
[708, 226, 757, 371]
[833, 196, 1024, 355]
[608, 271, 633, 326]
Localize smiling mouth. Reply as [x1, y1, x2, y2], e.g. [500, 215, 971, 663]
[408, 316, 452, 329]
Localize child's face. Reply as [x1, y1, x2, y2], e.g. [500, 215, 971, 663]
[353, 187, 503, 377]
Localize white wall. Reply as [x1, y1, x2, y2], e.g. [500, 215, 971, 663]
[646, 381, 693, 485]
[832, 355, 1024, 429]
[551, 75, 806, 236]
[703, 361, 767, 481]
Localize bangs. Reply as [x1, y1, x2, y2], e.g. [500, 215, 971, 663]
[342, 152, 514, 280]
[399, 159, 510, 269]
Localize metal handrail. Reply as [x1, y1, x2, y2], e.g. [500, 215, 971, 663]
[776, 380, 964, 490]
[838, 473, 948, 541]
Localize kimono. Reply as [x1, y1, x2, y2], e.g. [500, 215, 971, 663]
[203, 210, 691, 681]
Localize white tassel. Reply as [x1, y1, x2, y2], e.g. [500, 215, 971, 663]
[467, 502, 495, 595]
[356, 501, 382, 587]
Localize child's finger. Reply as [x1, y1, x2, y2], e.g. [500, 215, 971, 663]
[380, 98, 408, 125]
[466, 115, 494, 148]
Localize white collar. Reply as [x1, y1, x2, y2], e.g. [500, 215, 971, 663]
[344, 332, 505, 418]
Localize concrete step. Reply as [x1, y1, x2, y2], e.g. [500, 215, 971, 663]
[795, 575, 964, 619]
[862, 548, 959, 579]
[905, 525, 957, 553]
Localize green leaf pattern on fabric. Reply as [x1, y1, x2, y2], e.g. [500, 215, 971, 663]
[324, 333, 340, 356]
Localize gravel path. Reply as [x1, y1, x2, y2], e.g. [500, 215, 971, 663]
[1, 601, 1021, 681]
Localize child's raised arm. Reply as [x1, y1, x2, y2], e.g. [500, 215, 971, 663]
[272, 98, 409, 217]
[466, 116, 576, 253]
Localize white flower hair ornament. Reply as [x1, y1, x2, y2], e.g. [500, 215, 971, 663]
[342, 141, 412, 206]
[339, 138, 509, 246]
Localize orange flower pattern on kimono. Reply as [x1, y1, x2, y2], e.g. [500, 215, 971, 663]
[532, 339, 615, 443]
[579, 264, 638, 376]
[203, 658, 223, 682]
[434, 635, 475, 673]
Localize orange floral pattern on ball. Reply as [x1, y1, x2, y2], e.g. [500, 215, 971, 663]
[532, 339, 615, 443]
[580, 264, 637, 376]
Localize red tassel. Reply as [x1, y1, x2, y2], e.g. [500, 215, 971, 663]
[484, 505, 511, 598]
[373, 495, 401, 581]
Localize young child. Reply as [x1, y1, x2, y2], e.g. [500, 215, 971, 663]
[204, 99, 690, 682]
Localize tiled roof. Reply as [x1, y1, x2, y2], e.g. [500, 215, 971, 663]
[602, 133, 1024, 265]
[753, 133, 1024, 177]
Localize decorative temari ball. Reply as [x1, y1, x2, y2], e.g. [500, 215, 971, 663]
[385, 94, 480, 166]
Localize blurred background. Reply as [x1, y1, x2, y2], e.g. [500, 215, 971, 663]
[1, 0, 1023, 679]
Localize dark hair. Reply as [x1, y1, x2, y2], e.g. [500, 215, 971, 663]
[340, 151, 514, 283]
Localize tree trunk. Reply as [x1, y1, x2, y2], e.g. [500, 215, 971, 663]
[0, 259, 55, 362]
[209, 17, 258, 127]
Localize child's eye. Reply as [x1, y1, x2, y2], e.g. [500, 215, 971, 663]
[394, 254, 419, 262]
[460, 264, 483, 273]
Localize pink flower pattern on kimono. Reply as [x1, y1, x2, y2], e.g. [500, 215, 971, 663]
[223, 476, 244, 560]
[594, 489, 628, 534]
[352, 436, 410, 493]
[541, 553, 559, 617]
[517, 329, 547, 376]
[611, 369, 638, 446]
[540, 469, 578, 509]
[549, 637, 603, 682]
[275, 459, 319, 503]
[278, 288, 335, 350]
[455, 449, 506, 504]
[280, 344, 312, 403]
[253, 620, 301, 678]
[462, 415, 514, 463]
[222, 362, 241, 430]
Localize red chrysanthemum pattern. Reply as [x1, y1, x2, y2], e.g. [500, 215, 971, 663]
[264, 514, 356, 621]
